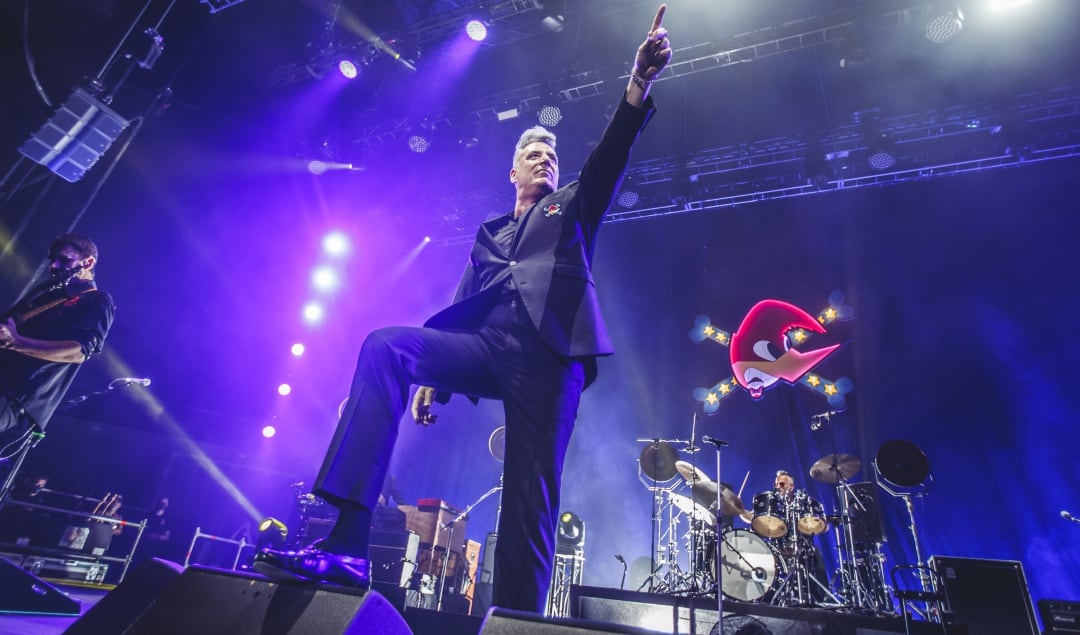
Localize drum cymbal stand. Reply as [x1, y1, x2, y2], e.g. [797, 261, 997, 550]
[700, 435, 729, 635]
[435, 477, 502, 612]
[833, 476, 875, 610]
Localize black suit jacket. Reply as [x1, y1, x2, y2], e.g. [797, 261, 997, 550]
[425, 96, 656, 368]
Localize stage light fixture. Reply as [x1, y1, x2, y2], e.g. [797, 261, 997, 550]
[277, 383, 292, 396]
[925, 6, 964, 43]
[465, 19, 488, 42]
[291, 343, 305, 356]
[302, 302, 325, 325]
[616, 190, 639, 208]
[866, 133, 897, 171]
[408, 134, 430, 153]
[312, 265, 340, 292]
[322, 231, 350, 256]
[256, 518, 288, 549]
[538, 105, 563, 127]
[556, 511, 584, 555]
[338, 59, 359, 79]
[261, 425, 277, 439]
[19, 88, 131, 183]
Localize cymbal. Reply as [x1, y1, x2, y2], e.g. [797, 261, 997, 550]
[674, 460, 710, 484]
[716, 484, 747, 518]
[639, 441, 679, 481]
[809, 453, 861, 483]
[668, 492, 714, 524]
[488, 426, 506, 462]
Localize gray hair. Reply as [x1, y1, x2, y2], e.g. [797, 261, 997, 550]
[512, 126, 557, 168]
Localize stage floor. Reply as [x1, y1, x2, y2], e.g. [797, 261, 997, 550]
[0, 576, 970, 635]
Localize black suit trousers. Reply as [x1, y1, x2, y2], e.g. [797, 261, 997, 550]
[313, 295, 586, 613]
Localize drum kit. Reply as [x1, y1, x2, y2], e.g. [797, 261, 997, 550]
[636, 436, 911, 614]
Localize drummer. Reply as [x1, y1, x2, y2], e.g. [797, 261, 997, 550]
[773, 470, 796, 501]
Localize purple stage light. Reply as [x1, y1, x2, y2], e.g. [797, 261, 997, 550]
[262, 425, 277, 438]
[278, 383, 292, 396]
[465, 19, 488, 42]
[291, 342, 305, 356]
[338, 59, 358, 79]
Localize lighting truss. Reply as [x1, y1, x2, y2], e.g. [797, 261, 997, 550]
[348, 3, 937, 147]
[200, 0, 247, 14]
[431, 88, 1080, 245]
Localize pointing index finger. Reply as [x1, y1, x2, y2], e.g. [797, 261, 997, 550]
[650, 4, 667, 34]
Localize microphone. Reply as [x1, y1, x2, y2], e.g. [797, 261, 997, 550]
[110, 377, 152, 388]
[614, 554, 626, 565]
[700, 435, 729, 448]
[1062, 510, 1080, 524]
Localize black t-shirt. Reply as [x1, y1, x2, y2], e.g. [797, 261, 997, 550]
[0, 279, 115, 432]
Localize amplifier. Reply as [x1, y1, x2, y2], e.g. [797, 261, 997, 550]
[369, 530, 419, 588]
[1040, 599, 1080, 634]
[2, 552, 109, 584]
[930, 555, 1038, 635]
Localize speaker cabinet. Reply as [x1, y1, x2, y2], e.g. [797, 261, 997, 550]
[479, 607, 664, 634]
[1038, 599, 1080, 634]
[64, 561, 411, 634]
[0, 555, 80, 616]
[930, 555, 1039, 635]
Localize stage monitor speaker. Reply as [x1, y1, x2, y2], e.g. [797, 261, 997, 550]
[1039, 599, 1080, 634]
[0, 555, 80, 616]
[64, 557, 184, 634]
[930, 555, 1039, 635]
[479, 607, 666, 634]
[64, 562, 412, 635]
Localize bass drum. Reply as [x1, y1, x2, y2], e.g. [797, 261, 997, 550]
[718, 529, 787, 603]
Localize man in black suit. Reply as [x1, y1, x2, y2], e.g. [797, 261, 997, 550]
[256, 5, 672, 613]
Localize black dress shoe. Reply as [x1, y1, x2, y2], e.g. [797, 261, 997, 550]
[252, 546, 371, 588]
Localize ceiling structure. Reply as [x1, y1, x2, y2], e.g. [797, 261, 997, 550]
[3, 0, 1079, 245]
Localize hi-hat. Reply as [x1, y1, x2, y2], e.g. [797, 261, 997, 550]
[809, 453, 861, 483]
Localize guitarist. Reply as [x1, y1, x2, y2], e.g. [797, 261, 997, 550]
[0, 234, 115, 443]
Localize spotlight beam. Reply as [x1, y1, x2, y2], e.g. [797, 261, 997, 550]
[303, 0, 417, 71]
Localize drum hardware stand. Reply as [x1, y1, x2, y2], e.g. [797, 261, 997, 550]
[878, 474, 936, 620]
[700, 435, 728, 635]
[636, 437, 690, 594]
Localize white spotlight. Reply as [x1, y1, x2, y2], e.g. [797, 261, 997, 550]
[322, 231, 350, 256]
[312, 265, 340, 292]
[302, 302, 325, 325]
[291, 342, 305, 356]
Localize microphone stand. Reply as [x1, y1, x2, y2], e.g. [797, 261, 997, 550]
[435, 480, 503, 612]
[701, 435, 728, 635]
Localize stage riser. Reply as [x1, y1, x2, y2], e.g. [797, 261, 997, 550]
[569, 585, 966, 635]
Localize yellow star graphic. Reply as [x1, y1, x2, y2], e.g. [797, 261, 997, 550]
[706, 392, 719, 405]
[719, 383, 731, 394]
[824, 307, 837, 321]
[806, 374, 820, 387]
[824, 384, 837, 395]
[717, 333, 728, 344]
[703, 325, 715, 336]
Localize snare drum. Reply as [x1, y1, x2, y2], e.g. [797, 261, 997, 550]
[794, 491, 828, 536]
[751, 491, 788, 538]
[718, 529, 787, 602]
